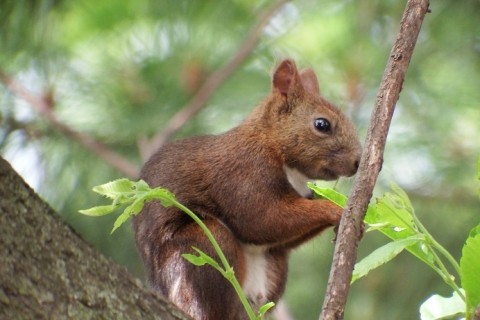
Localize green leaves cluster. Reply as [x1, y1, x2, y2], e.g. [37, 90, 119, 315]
[309, 180, 480, 320]
[80, 179, 274, 320]
[79, 179, 175, 233]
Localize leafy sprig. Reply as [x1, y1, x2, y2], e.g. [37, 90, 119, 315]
[79, 179, 274, 320]
[309, 182, 480, 320]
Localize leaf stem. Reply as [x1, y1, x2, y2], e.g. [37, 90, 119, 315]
[410, 209, 465, 301]
[171, 198, 258, 319]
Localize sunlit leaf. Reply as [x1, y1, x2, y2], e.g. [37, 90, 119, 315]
[352, 235, 423, 283]
[182, 253, 209, 267]
[460, 231, 480, 310]
[78, 205, 116, 216]
[111, 209, 132, 234]
[374, 191, 415, 231]
[308, 183, 377, 222]
[419, 291, 465, 320]
[92, 178, 135, 199]
[308, 183, 347, 207]
[477, 157, 480, 180]
[257, 302, 276, 318]
[150, 187, 177, 207]
[134, 179, 150, 192]
[182, 247, 221, 272]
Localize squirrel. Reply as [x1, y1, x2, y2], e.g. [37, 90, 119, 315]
[133, 59, 362, 320]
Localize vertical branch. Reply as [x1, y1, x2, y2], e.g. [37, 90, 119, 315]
[319, 1, 430, 319]
[146, 0, 289, 159]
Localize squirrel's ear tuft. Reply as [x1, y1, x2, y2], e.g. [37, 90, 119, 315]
[300, 69, 320, 96]
[272, 59, 300, 98]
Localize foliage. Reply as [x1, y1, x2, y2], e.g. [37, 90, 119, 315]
[80, 178, 274, 320]
[1, 0, 480, 318]
[310, 171, 480, 320]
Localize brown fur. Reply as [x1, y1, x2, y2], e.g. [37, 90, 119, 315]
[133, 59, 362, 319]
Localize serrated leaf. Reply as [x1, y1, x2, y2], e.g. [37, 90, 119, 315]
[92, 179, 135, 199]
[110, 195, 147, 233]
[150, 187, 177, 207]
[390, 182, 413, 213]
[111, 209, 132, 233]
[469, 223, 480, 238]
[352, 235, 423, 283]
[124, 196, 147, 216]
[374, 192, 415, 231]
[460, 233, 480, 309]
[78, 205, 116, 216]
[419, 291, 465, 320]
[134, 179, 150, 192]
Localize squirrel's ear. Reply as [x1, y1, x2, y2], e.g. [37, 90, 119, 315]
[300, 69, 320, 96]
[272, 59, 302, 98]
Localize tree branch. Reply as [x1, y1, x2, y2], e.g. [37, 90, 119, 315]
[145, 0, 289, 159]
[0, 72, 140, 178]
[319, 1, 430, 319]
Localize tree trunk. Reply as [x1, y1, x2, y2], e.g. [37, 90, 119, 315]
[0, 157, 189, 320]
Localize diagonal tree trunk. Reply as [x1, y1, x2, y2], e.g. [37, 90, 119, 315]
[0, 156, 189, 320]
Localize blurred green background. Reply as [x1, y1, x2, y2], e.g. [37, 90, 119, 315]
[1, 0, 479, 319]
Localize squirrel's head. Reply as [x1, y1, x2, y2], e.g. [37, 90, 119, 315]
[259, 59, 362, 181]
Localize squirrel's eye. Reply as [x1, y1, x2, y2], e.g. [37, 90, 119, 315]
[314, 118, 331, 133]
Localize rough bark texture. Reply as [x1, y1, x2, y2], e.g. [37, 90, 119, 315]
[0, 157, 189, 320]
[319, 1, 430, 319]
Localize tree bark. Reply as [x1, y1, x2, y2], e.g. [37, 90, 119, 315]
[319, 1, 430, 319]
[0, 157, 189, 319]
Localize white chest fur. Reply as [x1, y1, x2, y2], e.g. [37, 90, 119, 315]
[242, 245, 270, 306]
[283, 165, 312, 198]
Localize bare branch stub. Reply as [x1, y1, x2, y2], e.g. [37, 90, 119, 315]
[146, 0, 289, 160]
[319, 1, 430, 319]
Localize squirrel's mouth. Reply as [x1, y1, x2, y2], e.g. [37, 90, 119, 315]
[318, 169, 339, 181]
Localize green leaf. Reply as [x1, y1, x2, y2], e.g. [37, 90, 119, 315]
[111, 195, 148, 233]
[419, 290, 466, 320]
[352, 235, 423, 283]
[111, 209, 132, 233]
[92, 178, 135, 199]
[182, 247, 222, 272]
[257, 302, 275, 318]
[308, 183, 377, 224]
[460, 232, 480, 310]
[469, 223, 480, 238]
[124, 195, 147, 216]
[134, 179, 150, 192]
[78, 205, 116, 216]
[477, 157, 480, 180]
[182, 253, 209, 267]
[308, 183, 347, 207]
[374, 190, 415, 231]
[150, 187, 178, 207]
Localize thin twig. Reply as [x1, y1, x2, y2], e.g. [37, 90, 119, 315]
[146, 0, 289, 160]
[0, 72, 140, 178]
[319, 1, 430, 319]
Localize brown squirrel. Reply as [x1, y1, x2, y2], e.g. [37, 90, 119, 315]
[133, 59, 362, 319]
